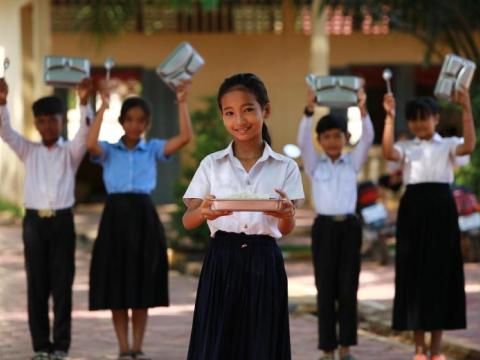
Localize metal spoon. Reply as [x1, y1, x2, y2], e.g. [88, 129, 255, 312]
[3, 57, 10, 72]
[104, 57, 115, 82]
[382, 68, 393, 93]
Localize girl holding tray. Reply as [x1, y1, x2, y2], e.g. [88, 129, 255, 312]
[382, 89, 474, 360]
[182, 73, 304, 360]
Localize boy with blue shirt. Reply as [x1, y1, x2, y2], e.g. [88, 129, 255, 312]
[297, 87, 374, 360]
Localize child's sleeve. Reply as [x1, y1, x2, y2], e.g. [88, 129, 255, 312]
[0, 106, 32, 161]
[68, 105, 94, 166]
[183, 158, 211, 204]
[151, 139, 172, 162]
[393, 141, 406, 163]
[297, 115, 319, 177]
[449, 137, 470, 167]
[351, 114, 374, 172]
[90, 141, 111, 165]
[283, 159, 305, 206]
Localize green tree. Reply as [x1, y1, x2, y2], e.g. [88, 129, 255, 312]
[169, 96, 230, 249]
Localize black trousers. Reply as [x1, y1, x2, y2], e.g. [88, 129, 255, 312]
[311, 215, 362, 351]
[23, 210, 76, 353]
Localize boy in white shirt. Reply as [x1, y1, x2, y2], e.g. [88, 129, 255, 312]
[297, 87, 374, 360]
[0, 77, 92, 360]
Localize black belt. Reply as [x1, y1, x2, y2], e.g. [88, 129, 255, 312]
[26, 208, 72, 218]
[316, 214, 357, 222]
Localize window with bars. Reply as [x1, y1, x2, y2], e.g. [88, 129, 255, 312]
[51, 0, 285, 34]
[51, 1, 391, 35]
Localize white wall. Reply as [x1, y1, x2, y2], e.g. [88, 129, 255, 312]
[0, 0, 50, 205]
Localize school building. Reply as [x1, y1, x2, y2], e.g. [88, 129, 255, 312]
[0, 0, 464, 205]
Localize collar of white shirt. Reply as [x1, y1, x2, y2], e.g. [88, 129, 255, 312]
[46, 137, 65, 148]
[319, 153, 348, 164]
[212, 141, 286, 163]
[413, 132, 442, 144]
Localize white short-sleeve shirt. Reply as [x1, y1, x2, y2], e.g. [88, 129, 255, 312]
[184, 142, 305, 239]
[394, 133, 469, 184]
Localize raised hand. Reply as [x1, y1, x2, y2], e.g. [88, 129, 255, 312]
[264, 189, 295, 220]
[357, 87, 367, 117]
[176, 80, 192, 104]
[76, 77, 92, 106]
[383, 92, 396, 118]
[0, 78, 8, 105]
[453, 86, 472, 112]
[306, 87, 316, 112]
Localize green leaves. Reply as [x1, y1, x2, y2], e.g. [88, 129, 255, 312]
[170, 96, 230, 249]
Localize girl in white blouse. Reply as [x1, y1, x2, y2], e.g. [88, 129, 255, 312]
[382, 88, 475, 360]
[183, 73, 304, 360]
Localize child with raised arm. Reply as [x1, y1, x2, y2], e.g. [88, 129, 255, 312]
[87, 81, 193, 360]
[297, 86, 374, 360]
[0, 77, 93, 360]
[382, 89, 474, 360]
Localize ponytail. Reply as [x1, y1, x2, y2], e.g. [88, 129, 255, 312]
[262, 123, 272, 146]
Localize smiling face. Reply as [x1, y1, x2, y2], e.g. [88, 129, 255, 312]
[120, 106, 149, 142]
[219, 89, 270, 143]
[34, 114, 64, 146]
[317, 128, 348, 161]
[407, 114, 439, 140]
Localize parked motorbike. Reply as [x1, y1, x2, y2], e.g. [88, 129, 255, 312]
[357, 180, 395, 265]
[452, 185, 480, 262]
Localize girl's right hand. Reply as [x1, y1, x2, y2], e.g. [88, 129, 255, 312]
[306, 87, 316, 112]
[176, 80, 191, 103]
[99, 82, 111, 110]
[383, 93, 396, 118]
[0, 78, 8, 105]
[200, 195, 232, 221]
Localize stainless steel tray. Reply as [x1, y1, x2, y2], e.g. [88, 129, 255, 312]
[434, 54, 476, 101]
[306, 74, 362, 108]
[156, 42, 204, 90]
[44, 56, 90, 88]
[211, 199, 282, 212]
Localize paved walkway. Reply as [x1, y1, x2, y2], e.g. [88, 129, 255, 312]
[0, 219, 421, 360]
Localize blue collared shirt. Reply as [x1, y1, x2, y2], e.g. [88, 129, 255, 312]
[93, 138, 170, 194]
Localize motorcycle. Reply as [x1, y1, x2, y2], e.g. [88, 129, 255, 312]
[357, 180, 395, 265]
[452, 185, 480, 262]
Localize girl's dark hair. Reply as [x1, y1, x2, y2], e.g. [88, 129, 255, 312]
[405, 96, 439, 122]
[119, 96, 151, 124]
[217, 73, 272, 146]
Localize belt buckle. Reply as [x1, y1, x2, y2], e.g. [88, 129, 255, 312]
[333, 215, 347, 222]
[38, 209, 55, 218]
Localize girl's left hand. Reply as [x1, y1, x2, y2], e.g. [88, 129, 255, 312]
[453, 86, 472, 111]
[176, 80, 191, 103]
[264, 189, 295, 219]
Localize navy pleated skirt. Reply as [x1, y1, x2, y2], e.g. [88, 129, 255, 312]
[89, 193, 169, 310]
[393, 183, 466, 330]
[187, 231, 291, 360]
